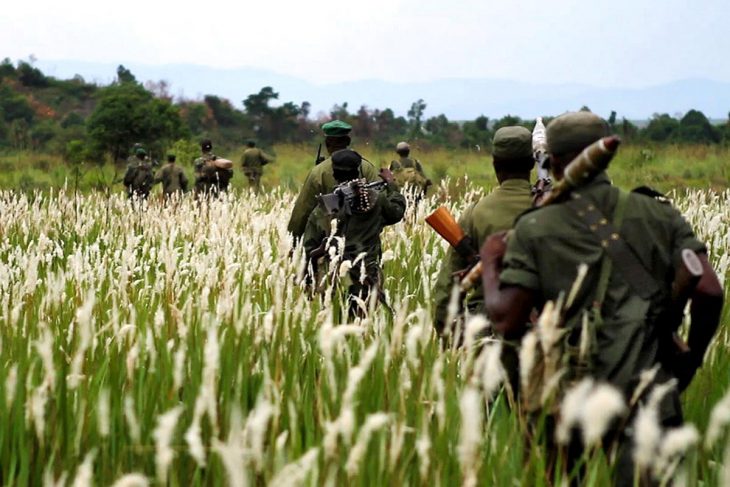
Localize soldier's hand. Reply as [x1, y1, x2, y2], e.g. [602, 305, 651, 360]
[379, 168, 395, 184]
[481, 231, 509, 265]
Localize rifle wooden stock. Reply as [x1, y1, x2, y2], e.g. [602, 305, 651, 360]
[426, 207, 465, 247]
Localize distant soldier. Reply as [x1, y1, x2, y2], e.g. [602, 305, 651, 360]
[123, 147, 155, 200]
[126, 142, 145, 166]
[241, 140, 274, 192]
[154, 153, 188, 198]
[303, 149, 406, 318]
[389, 141, 431, 196]
[288, 120, 380, 240]
[194, 139, 233, 197]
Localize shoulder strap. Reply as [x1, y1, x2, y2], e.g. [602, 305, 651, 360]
[566, 188, 660, 301]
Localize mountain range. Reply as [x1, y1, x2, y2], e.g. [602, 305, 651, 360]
[36, 60, 730, 121]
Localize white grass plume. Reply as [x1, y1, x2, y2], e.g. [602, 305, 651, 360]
[153, 406, 183, 484]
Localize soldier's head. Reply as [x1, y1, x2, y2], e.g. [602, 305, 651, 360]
[167, 153, 176, 164]
[322, 120, 352, 155]
[491, 126, 533, 183]
[200, 139, 213, 153]
[547, 112, 609, 180]
[246, 139, 256, 148]
[395, 141, 410, 157]
[331, 149, 362, 183]
[135, 148, 147, 160]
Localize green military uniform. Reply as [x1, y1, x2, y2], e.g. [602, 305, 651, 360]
[154, 157, 188, 197]
[433, 127, 534, 333]
[499, 112, 707, 485]
[241, 145, 273, 191]
[303, 166, 406, 316]
[194, 152, 233, 196]
[288, 121, 380, 238]
[123, 148, 155, 199]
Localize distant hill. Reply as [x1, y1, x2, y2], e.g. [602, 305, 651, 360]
[37, 60, 730, 120]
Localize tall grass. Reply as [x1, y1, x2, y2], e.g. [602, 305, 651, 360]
[0, 184, 727, 485]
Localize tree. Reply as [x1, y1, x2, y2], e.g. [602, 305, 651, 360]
[116, 65, 137, 84]
[87, 82, 187, 162]
[676, 109, 719, 144]
[643, 114, 679, 142]
[407, 99, 427, 138]
[17, 61, 48, 87]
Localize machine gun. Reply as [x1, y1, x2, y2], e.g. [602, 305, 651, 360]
[318, 179, 388, 216]
[314, 143, 325, 165]
[531, 117, 551, 205]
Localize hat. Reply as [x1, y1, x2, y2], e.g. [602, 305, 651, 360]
[167, 153, 176, 162]
[492, 126, 532, 159]
[396, 141, 410, 152]
[322, 120, 352, 137]
[135, 148, 147, 156]
[547, 112, 609, 155]
[331, 149, 362, 172]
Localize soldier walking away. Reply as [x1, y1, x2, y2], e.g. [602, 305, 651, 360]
[241, 140, 274, 192]
[194, 139, 233, 197]
[287, 120, 380, 241]
[480, 111, 724, 486]
[389, 141, 431, 197]
[302, 149, 406, 319]
[123, 147, 155, 200]
[154, 153, 188, 199]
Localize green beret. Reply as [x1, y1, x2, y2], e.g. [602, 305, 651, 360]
[492, 126, 532, 159]
[322, 120, 352, 137]
[547, 112, 609, 155]
[136, 148, 147, 156]
[331, 149, 362, 172]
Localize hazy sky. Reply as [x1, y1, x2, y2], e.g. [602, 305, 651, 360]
[2, 0, 729, 87]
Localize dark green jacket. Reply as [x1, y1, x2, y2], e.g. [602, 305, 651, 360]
[303, 182, 406, 276]
[288, 157, 379, 238]
[154, 163, 188, 195]
[500, 173, 705, 416]
[433, 179, 533, 331]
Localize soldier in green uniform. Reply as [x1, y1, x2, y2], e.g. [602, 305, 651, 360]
[389, 141, 430, 195]
[288, 120, 380, 240]
[481, 112, 724, 485]
[154, 153, 188, 198]
[194, 139, 233, 197]
[302, 149, 406, 318]
[241, 140, 274, 192]
[123, 147, 155, 200]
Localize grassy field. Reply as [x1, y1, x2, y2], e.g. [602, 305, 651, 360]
[0, 180, 727, 485]
[0, 142, 728, 195]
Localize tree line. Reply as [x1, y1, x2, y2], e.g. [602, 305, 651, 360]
[1, 59, 730, 166]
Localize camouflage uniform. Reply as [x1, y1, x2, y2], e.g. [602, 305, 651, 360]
[154, 161, 188, 197]
[241, 146, 273, 191]
[123, 153, 155, 200]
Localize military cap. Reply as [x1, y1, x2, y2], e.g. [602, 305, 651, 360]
[331, 149, 362, 171]
[167, 153, 176, 162]
[547, 111, 609, 155]
[396, 141, 410, 152]
[136, 148, 147, 156]
[322, 120, 352, 137]
[492, 126, 532, 159]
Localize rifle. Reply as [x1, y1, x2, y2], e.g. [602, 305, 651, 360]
[429, 135, 623, 292]
[425, 207, 480, 291]
[318, 179, 388, 216]
[314, 143, 325, 166]
[531, 117, 551, 205]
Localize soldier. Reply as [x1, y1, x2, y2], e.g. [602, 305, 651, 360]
[389, 141, 431, 195]
[433, 127, 534, 337]
[194, 139, 233, 197]
[241, 140, 274, 192]
[480, 112, 724, 485]
[287, 120, 380, 240]
[123, 147, 155, 200]
[302, 149, 406, 318]
[154, 153, 188, 198]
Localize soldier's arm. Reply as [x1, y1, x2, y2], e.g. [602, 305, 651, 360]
[433, 246, 468, 334]
[123, 167, 135, 187]
[261, 150, 274, 164]
[415, 160, 427, 177]
[380, 185, 407, 225]
[288, 172, 320, 239]
[362, 161, 381, 182]
[481, 231, 536, 340]
[180, 171, 189, 192]
[153, 168, 163, 185]
[687, 253, 724, 361]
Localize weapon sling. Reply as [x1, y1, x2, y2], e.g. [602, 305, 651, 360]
[565, 188, 660, 301]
